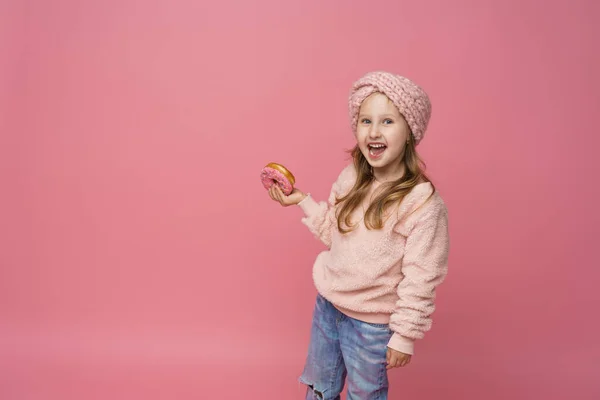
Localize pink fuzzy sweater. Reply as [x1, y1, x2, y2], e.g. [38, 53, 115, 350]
[297, 164, 449, 355]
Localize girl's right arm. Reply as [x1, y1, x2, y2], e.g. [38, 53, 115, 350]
[295, 164, 355, 248]
[268, 163, 355, 247]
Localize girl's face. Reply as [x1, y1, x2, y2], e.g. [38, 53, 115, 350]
[355, 93, 411, 177]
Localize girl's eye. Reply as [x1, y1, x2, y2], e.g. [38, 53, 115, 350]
[383, 119, 393, 124]
[361, 118, 371, 124]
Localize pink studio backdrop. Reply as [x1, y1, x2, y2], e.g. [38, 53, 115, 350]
[1, 0, 599, 399]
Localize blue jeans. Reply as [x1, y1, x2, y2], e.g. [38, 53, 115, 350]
[299, 294, 394, 400]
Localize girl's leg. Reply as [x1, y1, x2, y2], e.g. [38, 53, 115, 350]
[299, 294, 347, 400]
[338, 315, 394, 400]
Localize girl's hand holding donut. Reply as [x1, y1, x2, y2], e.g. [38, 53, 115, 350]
[268, 185, 306, 206]
[261, 162, 306, 206]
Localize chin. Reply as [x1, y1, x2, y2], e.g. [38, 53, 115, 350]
[365, 154, 387, 166]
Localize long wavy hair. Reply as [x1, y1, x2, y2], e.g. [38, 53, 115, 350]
[335, 133, 435, 233]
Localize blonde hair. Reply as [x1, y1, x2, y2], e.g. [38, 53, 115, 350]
[335, 133, 435, 233]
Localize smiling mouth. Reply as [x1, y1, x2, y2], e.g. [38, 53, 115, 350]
[368, 143, 387, 157]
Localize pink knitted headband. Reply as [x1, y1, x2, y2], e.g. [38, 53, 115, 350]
[349, 71, 432, 145]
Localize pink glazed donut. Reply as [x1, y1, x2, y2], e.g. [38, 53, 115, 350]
[260, 162, 296, 195]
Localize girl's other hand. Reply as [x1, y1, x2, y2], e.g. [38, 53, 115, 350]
[268, 185, 306, 207]
[386, 347, 411, 369]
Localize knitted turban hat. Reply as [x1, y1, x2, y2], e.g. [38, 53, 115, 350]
[349, 71, 432, 145]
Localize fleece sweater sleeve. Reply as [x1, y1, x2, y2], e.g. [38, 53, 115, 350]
[387, 199, 450, 355]
[297, 165, 354, 248]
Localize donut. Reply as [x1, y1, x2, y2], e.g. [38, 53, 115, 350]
[260, 162, 296, 195]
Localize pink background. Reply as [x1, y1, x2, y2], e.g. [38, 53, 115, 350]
[1, 0, 599, 399]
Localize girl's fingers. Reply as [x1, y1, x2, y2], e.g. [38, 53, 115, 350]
[387, 353, 397, 369]
[269, 183, 294, 206]
[386, 352, 413, 369]
[273, 186, 282, 202]
[274, 186, 286, 204]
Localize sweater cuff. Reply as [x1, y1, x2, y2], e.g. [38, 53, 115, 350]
[387, 333, 415, 355]
[297, 194, 320, 217]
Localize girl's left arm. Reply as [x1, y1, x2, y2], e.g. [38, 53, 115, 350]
[387, 199, 450, 356]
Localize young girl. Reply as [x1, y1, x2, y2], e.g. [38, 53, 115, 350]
[268, 71, 449, 400]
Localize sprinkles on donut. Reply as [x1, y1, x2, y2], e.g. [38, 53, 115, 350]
[260, 162, 295, 195]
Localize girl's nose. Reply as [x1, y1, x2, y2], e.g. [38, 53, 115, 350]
[369, 125, 381, 138]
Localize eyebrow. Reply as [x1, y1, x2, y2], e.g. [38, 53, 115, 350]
[358, 114, 397, 118]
